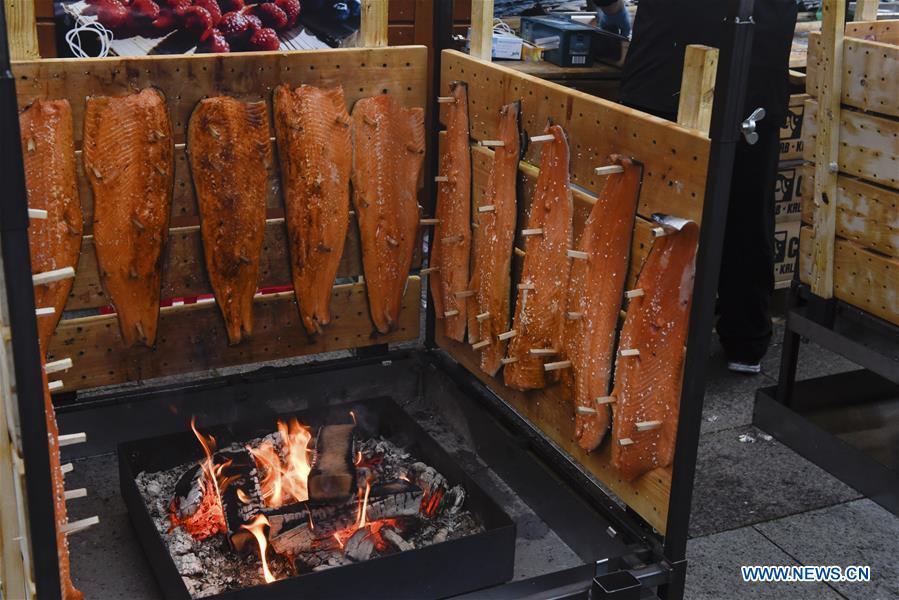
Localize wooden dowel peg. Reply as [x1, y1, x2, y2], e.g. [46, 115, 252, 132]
[442, 235, 463, 244]
[475, 311, 491, 322]
[32, 267, 75, 286]
[651, 227, 667, 238]
[567, 249, 589, 260]
[28, 208, 48, 219]
[620, 349, 640, 357]
[35, 307, 56, 317]
[419, 267, 440, 275]
[618, 438, 635, 446]
[595, 396, 617, 405]
[576, 406, 597, 414]
[594, 165, 625, 176]
[478, 205, 496, 213]
[635, 420, 663, 432]
[58, 432, 86, 447]
[544, 360, 572, 371]
[498, 330, 517, 341]
[565, 312, 583, 320]
[64, 488, 87, 501]
[444, 310, 460, 317]
[625, 289, 644, 299]
[48, 380, 64, 391]
[471, 339, 491, 350]
[437, 96, 455, 104]
[45, 358, 73, 374]
[500, 357, 518, 365]
[514, 247, 526, 258]
[479, 140, 505, 147]
[521, 228, 543, 237]
[529, 348, 557, 356]
[420, 218, 441, 225]
[517, 283, 535, 291]
[454, 290, 476, 298]
[434, 175, 449, 183]
[530, 134, 555, 143]
[61, 516, 99, 535]
[61, 463, 73, 474]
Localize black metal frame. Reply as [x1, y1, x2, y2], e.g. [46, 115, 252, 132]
[754, 281, 899, 516]
[0, 0, 757, 598]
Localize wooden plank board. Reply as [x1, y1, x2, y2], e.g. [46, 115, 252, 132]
[845, 19, 899, 44]
[802, 99, 899, 191]
[441, 50, 711, 224]
[676, 44, 719, 136]
[469, 0, 495, 61]
[807, 29, 899, 118]
[47, 278, 421, 391]
[799, 227, 899, 326]
[360, 0, 389, 48]
[798, 166, 899, 260]
[3, 0, 39, 59]
[436, 332, 671, 534]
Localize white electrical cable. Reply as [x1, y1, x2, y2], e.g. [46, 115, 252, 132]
[65, 18, 114, 58]
[492, 18, 516, 37]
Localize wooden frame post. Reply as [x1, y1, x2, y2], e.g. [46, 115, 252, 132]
[3, 0, 39, 59]
[360, 0, 388, 48]
[810, 0, 846, 298]
[470, 0, 495, 62]
[676, 44, 719, 136]
[854, 0, 879, 21]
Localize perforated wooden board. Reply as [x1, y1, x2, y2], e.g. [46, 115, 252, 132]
[13, 47, 429, 391]
[435, 52, 714, 534]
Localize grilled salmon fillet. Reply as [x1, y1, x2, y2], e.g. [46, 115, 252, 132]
[83, 89, 173, 348]
[189, 97, 271, 345]
[562, 156, 641, 452]
[41, 356, 83, 600]
[21, 99, 83, 354]
[470, 101, 521, 376]
[274, 84, 351, 336]
[610, 218, 699, 480]
[504, 123, 572, 391]
[430, 81, 471, 342]
[351, 95, 425, 334]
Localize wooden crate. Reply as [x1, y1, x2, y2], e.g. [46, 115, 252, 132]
[800, 18, 899, 325]
[12, 46, 429, 390]
[435, 50, 713, 534]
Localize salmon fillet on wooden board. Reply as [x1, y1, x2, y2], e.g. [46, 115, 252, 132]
[273, 84, 352, 336]
[189, 97, 271, 346]
[83, 88, 174, 348]
[503, 123, 573, 391]
[351, 94, 425, 334]
[470, 101, 522, 376]
[20, 99, 83, 354]
[430, 81, 471, 342]
[41, 356, 84, 600]
[562, 156, 642, 452]
[610, 217, 699, 481]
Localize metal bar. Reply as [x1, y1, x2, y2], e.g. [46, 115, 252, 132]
[775, 283, 803, 407]
[0, 2, 62, 597]
[662, 2, 756, 598]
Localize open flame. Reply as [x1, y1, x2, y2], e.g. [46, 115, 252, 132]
[247, 418, 313, 508]
[241, 514, 276, 584]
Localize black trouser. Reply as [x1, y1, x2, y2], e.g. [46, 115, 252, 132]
[623, 104, 776, 363]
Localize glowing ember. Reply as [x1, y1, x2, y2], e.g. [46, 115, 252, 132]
[247, 418, 313, 508]
[241, 515, 276, 584]
[169, 417, 229, 539]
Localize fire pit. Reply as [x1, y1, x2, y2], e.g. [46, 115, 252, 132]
[119, 397, 515, 599]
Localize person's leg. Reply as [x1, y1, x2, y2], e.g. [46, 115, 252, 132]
[716, 121, 778, 368]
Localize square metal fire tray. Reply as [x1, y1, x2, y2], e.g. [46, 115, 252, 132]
[118, 396, 516, 600]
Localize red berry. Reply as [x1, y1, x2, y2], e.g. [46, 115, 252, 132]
[198, 28, 231, 52]
[176, 5, 214, 40]
[218, 11, 250, 40]
[84, 0, 129, 30]
[130, 0, 160, 21]
[194, 0, 222, 26]
[250, 3, 287, 30]
[247, 26, 279, 51]
[217, 0, 245, 12]
[244, 13, 262, 32]
[275, 0, 299, 28]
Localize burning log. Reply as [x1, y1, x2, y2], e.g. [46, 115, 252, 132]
[381, 526, 414, 552]
[405, 462, 466, 517]
[344, 528, 375, 561]
[308, 424, 356, 501]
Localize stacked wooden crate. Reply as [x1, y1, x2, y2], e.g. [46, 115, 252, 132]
[774, 94, 809, 288]
[800, 18, 899, 326]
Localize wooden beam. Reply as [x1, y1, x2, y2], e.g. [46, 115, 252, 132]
[854, 0, 879, 21]
[360, 0, 388, 48]
[676, 45, 719, 136]
[810, 0, 846, 299]
[3, 0, 40, 59]
[469, 0, 495, 62]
